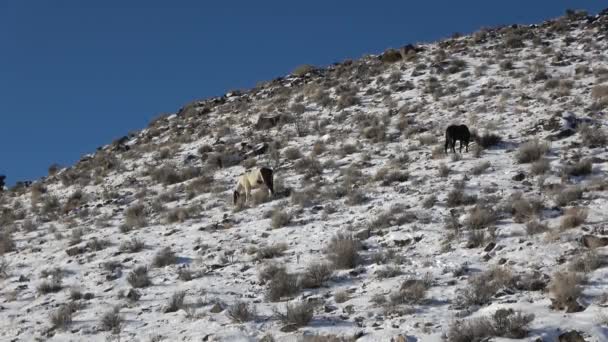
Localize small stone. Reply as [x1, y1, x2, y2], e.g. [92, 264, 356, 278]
[484, 242, 496, 252]
[354, 228, 371, 240]
[209, 303, 223, 313]
[280, 324, 298, 332]
[581, 235, 608, 248]
[558, 330, 586, 342]
[512, 172, 526, 181]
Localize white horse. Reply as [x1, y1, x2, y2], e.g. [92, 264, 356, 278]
[233, 167, 274, 206]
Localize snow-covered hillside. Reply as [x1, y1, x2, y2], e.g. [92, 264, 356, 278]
[2, 8, 608, 342]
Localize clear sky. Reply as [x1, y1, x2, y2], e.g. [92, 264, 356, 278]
[0, 1, 605, 186]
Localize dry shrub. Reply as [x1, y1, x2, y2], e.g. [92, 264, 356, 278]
[338, 143, 358, 157]
[271, 208, 291, 229]
[471, 144, 483, 158]
[370, 204, 416, 230]
[266, 268, 300, 301]
[186, 175, 214, 195]
[562, 159, 592, 177]
[465, 205, 497, 229]
[153, 247, 177, 267]
[457, 267, 513, 307]
[579, 123, 607, 147]
[418, 133, 437, 146]
[591, 85, 608, 101]
[438, 163, 450, 177]
[68, 227, 83, 246]
[150, 164, 182, 185]
[301, 334, 358, 342]
[390, 278, 430, 304]
[531, 158, 550, 175]
[0, 257, 9, 278]
[38, 277, 63, 294]
[163, 291, 186, 313]
[0, 231, 16, 255]
[119, 237, 145, 253]
[477, 132, 502, 148]
[549, 271, 584, 310]
[325, 233, 360, 269]
[166, 207, 192, 223]
[466, 230, 485, 248]
[292, 64, 315, 76]
[375, 264, 403, 279]
[516, 139, 549, 163]
[508, 194, 543, 223]
[151, 164, 201, 186]
[227, 301, 256, 323]
[345, 189, 368, 206]
[525, 220, 549, 235]
[295, 156, 323, 180]
[274, 301, 314, 327]
[422, 195, 437, 209]
[301, 262, 333, 288]
[283, 147, 302, 160]
[127, 266, 151, 288]
[258, 262, 286, 283]
[124, 203, 147, 229]
[559, 207, 588, 230]
[50, 305, 74, 331]
[554, 186, 583, 207]
[446, 186, 477, 207]
[471, 161, 491, 175]
[100, 306, 123, 333]
[448, 309, 534, 342]
[374, 167, 409, 185]
[256, 243, 288, 260]
[291, 187, 318, 208]
[569, 252, 603, 273]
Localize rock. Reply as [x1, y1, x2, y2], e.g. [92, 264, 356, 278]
[65, 246, 85, 256]
[353, 331, 365, 339]
[280, 324, 298, 333]
[126, 289, 141, 301]
[324, 304, 337, 313]
[394, 239, 412, 247]
[392, 335, 407, 342]
[83, 292, 94, 300]
[484, 242, 496, 252]
[256, 115, 282, 130]
[558, 330, 586, 342]
[551, 297, 585, 313]
[512, 172, 526, 181]
[209, 303, 223, 313]
[354, 228, 371, 240]
[565, 300, 586, 313]
[581, 234, 608, 248]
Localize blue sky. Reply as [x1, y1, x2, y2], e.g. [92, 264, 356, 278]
[0, 1, 604, 186]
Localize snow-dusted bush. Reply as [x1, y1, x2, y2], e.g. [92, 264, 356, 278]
[325, 233, 360, 269]
[127, 266, 151, 288]
[516, 139, 549, 163]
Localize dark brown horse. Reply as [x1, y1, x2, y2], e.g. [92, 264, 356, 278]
[445, 125, 471, 153]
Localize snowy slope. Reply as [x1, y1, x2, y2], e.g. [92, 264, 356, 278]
[1, 9, 608, 342]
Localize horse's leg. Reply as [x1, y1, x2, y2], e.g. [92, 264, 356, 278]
[445, 138, 449, 154]
[244, 183, 251, 204]
[459, 140, 463, 153]
[451, 139, 456, 153]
